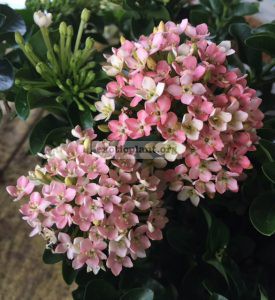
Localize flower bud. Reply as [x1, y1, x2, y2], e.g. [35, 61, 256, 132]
[33, 11, 52, 28]
[84, 138, 91, 153]
[15, 32, 24, 46]
[59, 22, 67, 36]
[120, 35, 126, 45]
[98, 124, 110, 132]
[65, 176, 77, 186]
[81, 8, 91, 23]
[67, 25, 73, 36]
[147, 57, 156, 70]
[85, 37, 94, 50]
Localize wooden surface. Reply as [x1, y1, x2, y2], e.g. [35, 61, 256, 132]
[0, 111, 74, 300]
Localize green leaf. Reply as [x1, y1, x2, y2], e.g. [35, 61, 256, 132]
[15, 90, 29, 120]
[229, 23, 262, 75]
[0, 58, 14, 91]
[259, 139, 275, 161]
[245, 34, 275, 56]
[29, 114, 65, 154]
[190, 9, 209, 26]
[62, 259, 77, 285]
[43, 249, 63, 264]
[79, 109, 94, 129]
[121, 288, 154, 300]
[210, 294, 228, 300]
[209, 0, 223, 14]
[0, 4, 26, 35]
[232, 3, 259, 17]
[252, 23, 275, 35]
[249, 192, 275, 236]
[205, 218, 230, 259]
[262, 162, 275, 183]
[84, 279, 117, 300]
[206, 260, 229, 285]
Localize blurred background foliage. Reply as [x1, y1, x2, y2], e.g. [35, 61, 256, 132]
[1, 0, 275, 299]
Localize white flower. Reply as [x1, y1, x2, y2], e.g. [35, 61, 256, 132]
[102, 54, 124, 76]
[227, 100, 248, 130]
[182, 113, 203, 140]
[94, 95, 115, 121]
[136, 77, 165, 103]
[155, 140, 186, 162]
[177, 186, 204, 206]
[33, 11, 52, 28]
[218, 41, 235, 56]
[209, 108, 232, 131]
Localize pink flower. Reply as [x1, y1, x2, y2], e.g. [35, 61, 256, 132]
[72, 238, 107, 272]
[20, 192, 50, 221]
[108, 113, 130, 145]
[129, 226, 151, 258]
[42, 181, 76, 205]
[6, 176, 34, 201]
[106, 252, 133, 276]
[52, 204, 74, 229]
[216, 171, 239, 194]
[55, 232, 76, 259]
[157, 112, 185, 143]
[145, 95, 171, 125]
[126, 110, 152, 139]
[168, 73, 206, 105]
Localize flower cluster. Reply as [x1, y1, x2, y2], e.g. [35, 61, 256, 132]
[97, 19, 264, 206]
[6, 126, 168, 276]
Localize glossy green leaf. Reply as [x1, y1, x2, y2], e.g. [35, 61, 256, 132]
[205, 218, 230, 259]
[245, 34, 275, 56]
[121, 288, 154, 300]
[206, 260, 229, 285]
[29, 114, 65, 154]
[62, 259, 77, 285]
[250, 192, 275, 236]
[262, 162, 275, 183]
[43, 249, 63, 264]
[210, 294, 228, 300]
[229, 23, 262, 75]
[79, 109, 94, 129]
[232, 3, 259, 17]
[209, 0, 223, 14]
[259, 139, 275, 161]
[0, 58, 14, 91]
[15, 90, 29, 120]
[252, 23, 275, 35]
[84, 279, 117, 300]
[190, 9, 209, 26]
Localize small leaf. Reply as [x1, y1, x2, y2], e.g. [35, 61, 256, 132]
[249, 192, 275, 236]
[79, 109, 94, 129]
[43, 249, 63, 264]
[121, 288, 154, 300]
[84, 279, 117, 300]
[15, 90, 29, 120]
[210, 294, 228, 300]
[0, 58, 14, 91]
[232, 3, 259, 16]
[262, 162, 275, 183]
[29, 114, 65, 154]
